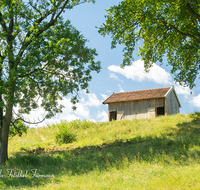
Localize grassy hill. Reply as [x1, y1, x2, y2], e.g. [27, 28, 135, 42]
[1, 113, 200, 189]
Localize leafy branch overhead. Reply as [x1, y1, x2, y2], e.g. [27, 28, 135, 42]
[99, 0, 200, 88]
[0, 0, 100, 118]
[0, 0, 99, 163]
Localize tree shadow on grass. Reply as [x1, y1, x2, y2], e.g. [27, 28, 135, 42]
[1, 113, 200, 189]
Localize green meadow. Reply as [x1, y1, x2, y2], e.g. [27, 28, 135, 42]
[1, 113, 200, 189]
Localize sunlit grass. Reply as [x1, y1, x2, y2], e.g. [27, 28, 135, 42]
[0, 113, 200, 189]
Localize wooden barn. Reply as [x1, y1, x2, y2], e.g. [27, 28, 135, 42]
[103, 86, 181, 122]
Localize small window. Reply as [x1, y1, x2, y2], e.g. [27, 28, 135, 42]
[156, 106, 165, 116]
[109, 111, 117, 121]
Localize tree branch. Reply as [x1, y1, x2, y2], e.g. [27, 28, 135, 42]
[17, 0, 70, 62]
[8, 5, 14, 39]
[27, 76, 43, 96]
[12, 110, 45, 125]
[186, 3, 200, 23]
[18, 68, 40, 78]
[50, 0, 64, 20]
[160, 19, 200, 42]
[14, 117, 45, 125]
[16, 0, 76, 70]
[29, 2, 43, 16]
[0, 12, 8, 33]
[10, 121, 22, 136]
[54, 0, 70, 21]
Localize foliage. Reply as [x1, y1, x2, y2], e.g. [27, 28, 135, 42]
[0, 0, 100, 163]
[99, 0, 200, 88]
[55, 123, 76, 144]
[9, 120, 29, 138]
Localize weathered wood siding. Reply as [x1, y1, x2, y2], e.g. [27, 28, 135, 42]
[165, 90, 180, 115]
[108, 98, 165, 120]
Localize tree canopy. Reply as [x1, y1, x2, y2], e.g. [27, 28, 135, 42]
[0, 0, 100, 163]
[99, 0, 200, 88]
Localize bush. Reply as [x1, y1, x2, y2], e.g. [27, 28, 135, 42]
[55, 123, 76, 144]
[55, 119, 95, 144]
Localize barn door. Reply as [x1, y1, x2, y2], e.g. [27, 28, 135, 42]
[156, 106, 165, 116]
[109, 111, 117, 121]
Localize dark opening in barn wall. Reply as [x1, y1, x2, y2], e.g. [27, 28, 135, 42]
[109, 111, 117, 121]
[156, 106, 165, 116]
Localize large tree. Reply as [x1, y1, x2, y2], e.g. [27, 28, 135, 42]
[0, 0, 100, 164]
[99, 0, 200, 88]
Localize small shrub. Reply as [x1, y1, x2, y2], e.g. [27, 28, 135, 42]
[54, 119, 95, 144]
[55, 123, 76, 144]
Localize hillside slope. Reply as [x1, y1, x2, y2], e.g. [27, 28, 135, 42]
[1, 113, 200, 189]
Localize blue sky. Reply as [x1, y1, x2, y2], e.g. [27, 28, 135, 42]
[27, 0, 200, 126]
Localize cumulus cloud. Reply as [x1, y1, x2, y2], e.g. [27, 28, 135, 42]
[16, 91, 102, 127]
[47, 93, 101, 125]
[23, 97, 84, 127]
[191, 94, 200, 108]
[84, 93, 101, 107]
[108, 59, 172, 85]
[174, 83, 191, 96]
[97, 110, 108, 122]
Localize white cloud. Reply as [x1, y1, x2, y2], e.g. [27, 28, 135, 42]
[45, 93, 101, 125]
[84, 93, 101, 107]
[97, 110, 108, 122]
[191, 94, 200, 108]
[24, 97, 83, 127]
[75, 103, 90, 118]
[109, 72, 124, 83]
[89, 119, 96, 122]
[15, 91, 103, 127]
[108, 59, 172, 85]
[118, 84, 124, 92]
[109, 72, 118, 80]
[174, 83, 191, 96]
[101, 93, 108, 100]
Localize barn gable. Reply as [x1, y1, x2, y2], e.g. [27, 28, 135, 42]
[103, 86, 181, 122]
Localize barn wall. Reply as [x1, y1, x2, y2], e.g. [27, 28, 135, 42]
[165, 90, 180, 115]
[108, 98, 165, 120]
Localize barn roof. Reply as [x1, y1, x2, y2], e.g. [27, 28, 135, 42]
[103, 86, 180, 106]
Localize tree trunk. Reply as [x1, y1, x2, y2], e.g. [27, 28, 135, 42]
[0, 104, 13, 164]
[0, 94, 3, 163]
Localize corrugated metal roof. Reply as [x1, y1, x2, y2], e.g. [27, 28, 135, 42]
[103, 87, 171, 104]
